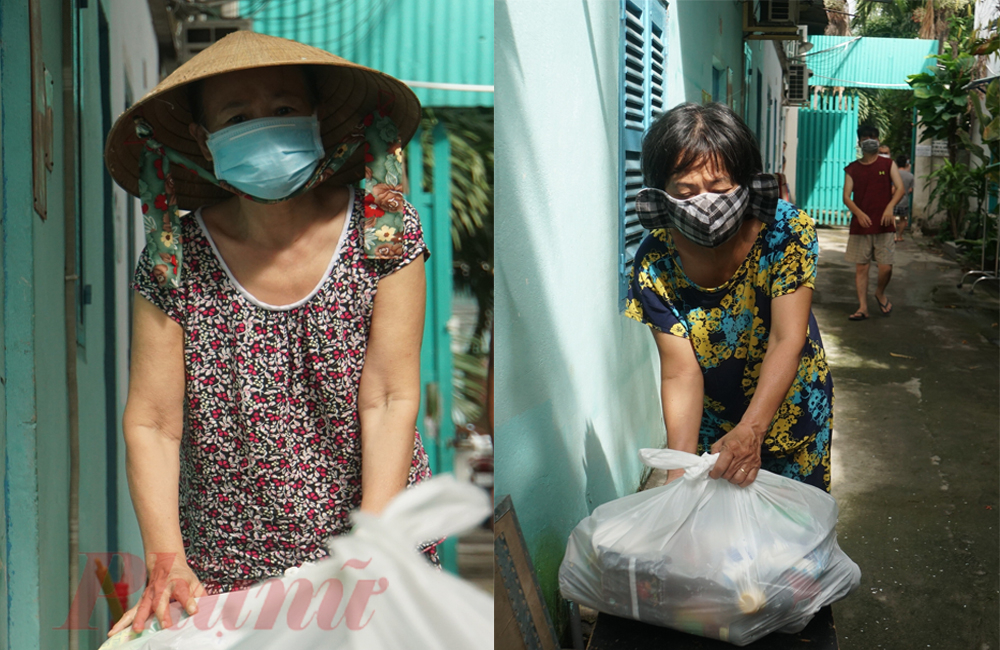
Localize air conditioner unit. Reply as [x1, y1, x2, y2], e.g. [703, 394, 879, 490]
[764, 0, 799, 25]
[177, 18, 252, 63]
[786, 63, 809, 105]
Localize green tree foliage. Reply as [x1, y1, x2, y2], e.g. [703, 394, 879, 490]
[856, 88, 914, 159]
[906, 12, 998, 240]
[852, 0, 923, 38]
[926, 159, 987, 239]
[957, 78, 1000, 264]
[907, 45, 975, 163]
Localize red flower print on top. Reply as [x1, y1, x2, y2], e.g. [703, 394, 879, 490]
[130, 188, 435, 594]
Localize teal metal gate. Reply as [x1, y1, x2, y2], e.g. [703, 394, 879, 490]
[407, 124, 454, 479]
[407, 125, 459, 573]
[796, 94, 859, 226]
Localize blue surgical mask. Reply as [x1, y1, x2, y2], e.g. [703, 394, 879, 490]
[206, 114, 325, 201]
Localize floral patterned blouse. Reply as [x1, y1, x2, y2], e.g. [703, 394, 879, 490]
[132, 186, 438, 593]
[625, 201, 835, 491]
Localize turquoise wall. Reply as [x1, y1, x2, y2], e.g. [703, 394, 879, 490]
[495, 0, 666, 635]
[244, 0, 494, 107]
[663, 0, 785, 171]
[1, 1, 45, 647]
[665, 0, 747, 109]
[1, 0, 155, 647]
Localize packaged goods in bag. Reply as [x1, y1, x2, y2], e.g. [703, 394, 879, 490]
[558, 449, 860, 646]
[99, 475, 493, 650]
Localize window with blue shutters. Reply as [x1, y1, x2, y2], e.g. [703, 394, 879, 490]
[619, 0, 667, 308]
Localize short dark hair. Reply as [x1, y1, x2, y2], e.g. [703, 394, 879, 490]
[857, 124, 879, 139]
[188, 65, 320, 126]
[641, 102, 763, 190]
[895, 155, 909, 168]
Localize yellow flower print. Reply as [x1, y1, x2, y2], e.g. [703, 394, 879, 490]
[704, 395, 726, 413]
[395, 148, 404, 163]
[624, 298, 644, 322]
[644, 249, 665, 265]
[334, 144, 349, 158]
[161, 231, 175, 248]
[375, 225, 397, 242]
[669, 322, 688, 338]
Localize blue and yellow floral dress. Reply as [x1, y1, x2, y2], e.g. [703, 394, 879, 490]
[625, 200, 834, 491]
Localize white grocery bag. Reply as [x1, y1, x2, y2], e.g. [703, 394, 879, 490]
[559, 449, 860, 646]
[100, 475, 493, 650]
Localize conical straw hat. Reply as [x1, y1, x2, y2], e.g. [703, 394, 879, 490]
[105, 30, 421, 210]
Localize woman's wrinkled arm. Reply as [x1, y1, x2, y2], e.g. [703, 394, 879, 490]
[358, 257, 426, 514]
[741, 286, 812, 435]
[652, 330, 704, 482]
[118, 294, 204, 633]
[710, 286, 812, 486]
[124, 294, 187, 565]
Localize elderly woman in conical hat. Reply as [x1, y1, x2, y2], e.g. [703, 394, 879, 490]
[105, 31, 437, 636]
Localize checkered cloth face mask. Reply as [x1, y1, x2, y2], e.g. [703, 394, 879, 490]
[635, 173, 781, 248]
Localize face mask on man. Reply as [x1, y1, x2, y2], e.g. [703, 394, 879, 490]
[206, 113, 326, 201]
[860, 138, 880, 153]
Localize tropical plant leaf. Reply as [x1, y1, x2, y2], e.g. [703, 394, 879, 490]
[985, 116, 1000, 143]
[957, 130, 986, 163]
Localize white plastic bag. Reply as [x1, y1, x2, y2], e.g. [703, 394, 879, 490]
[100, 475, 493, 650]
[559, 449, 860, 646]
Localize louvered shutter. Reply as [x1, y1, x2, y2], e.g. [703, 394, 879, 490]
[619, 0, 667, 307]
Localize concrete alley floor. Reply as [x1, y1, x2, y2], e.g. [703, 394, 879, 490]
[813, 228, 999, 650]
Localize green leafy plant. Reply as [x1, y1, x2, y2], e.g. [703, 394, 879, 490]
[958, 77, 999, 267]
[907, 46, 976, 164]
[908, 12, 997, 242]
[452, 348, 489, 426]
[925, 159, 986, 239]
[853, 0, 923, 38]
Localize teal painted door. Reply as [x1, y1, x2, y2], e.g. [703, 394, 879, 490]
[407, 123, 454, 478]
[796, 94, 860, 226]
[406, 124, 458, 572]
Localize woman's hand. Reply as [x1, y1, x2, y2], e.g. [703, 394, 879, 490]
[106, 553, 205, 637]
[709, 422, 764, 488]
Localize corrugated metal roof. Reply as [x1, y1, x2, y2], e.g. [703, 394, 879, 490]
[240, 0, 493, 107]
[805, 36, 938, 89]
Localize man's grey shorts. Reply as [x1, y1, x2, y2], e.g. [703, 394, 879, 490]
[846, 232, 895, 265]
